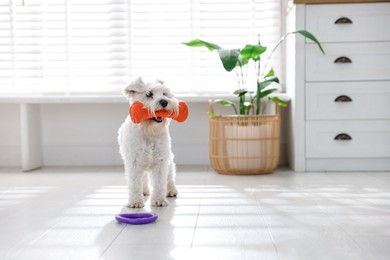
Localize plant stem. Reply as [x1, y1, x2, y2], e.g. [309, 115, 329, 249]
[237, 59, 245, 89]
[249, 92, 254, 115]
[232, 104, 238, 115]
[240, 65, 245, 88]
[255, 34, 262, 115]
[251, 96, 255, 115]
[235, 69, 242, 89]
[256, 81, 261, 115]
[262, 32, 292, 78]
[235, 60, 245, 90]
[240, 95, 245, 115]
[255, 58, 262, 115]
[243, 61, 248, 88]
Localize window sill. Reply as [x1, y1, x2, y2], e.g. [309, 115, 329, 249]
[4, 93, 231, 172]
[0, 93, 234, 104]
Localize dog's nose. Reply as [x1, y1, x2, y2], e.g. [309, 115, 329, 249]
[159, 99, 168, 108]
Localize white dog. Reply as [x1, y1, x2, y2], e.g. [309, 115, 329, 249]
[118, 77, 178, 208]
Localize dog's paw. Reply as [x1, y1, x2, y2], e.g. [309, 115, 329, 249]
[166, 189, 178, 197]
[143, 186, 150, 196]
[127, 201, 144, 208]
[151, 198, 169, 207]
[167, 183, 178, 197]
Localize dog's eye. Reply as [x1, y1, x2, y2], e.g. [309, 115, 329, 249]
[146, 91, 153, 98]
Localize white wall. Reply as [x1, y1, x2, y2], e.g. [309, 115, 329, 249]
[0, 102, 211, 167]
[0, 102, 286, 168]
[41, 102, 211, 166]
[0, 105, 21, 166]
[41, 103, 126, 166]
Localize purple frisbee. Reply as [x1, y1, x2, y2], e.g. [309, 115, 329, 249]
[115, 212, 158, 225]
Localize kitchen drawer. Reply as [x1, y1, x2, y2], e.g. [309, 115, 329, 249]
[306, 3, 390, 43]
[306, 42, 390, 82]
[306, 120, 390, 158]
[306, 158, 390, 172]
[306, 82, 390, 120]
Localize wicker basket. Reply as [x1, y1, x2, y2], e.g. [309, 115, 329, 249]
[209, 101, 280, 175]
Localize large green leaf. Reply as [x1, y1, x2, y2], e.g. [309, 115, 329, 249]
[233, 89, 248, 97]
[258, 76, 279, 90]
[182, 39, 221, 51]
[215, 99, 234, 107]
[260, 88, 278, 98]
[238, 55, 249, 67]
[240, 44, 267, 61]
[218, 49, 240, 72]
[264, 76, 279, 84]
[215, 99, 238, 114]
[243, 101, 252, 108]
[294, 30, 325, 54]
[243, 101, 253, 115]
[271, 97, 288, 107]
[258, 81, 270, 90]
[265, 68, 275, 78]
[207, 111, 221, 117]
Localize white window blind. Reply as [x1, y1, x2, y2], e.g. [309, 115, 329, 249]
[0, 0, 281, 95]
[130, 0, 281, 94]
[0, 0, 130, 95]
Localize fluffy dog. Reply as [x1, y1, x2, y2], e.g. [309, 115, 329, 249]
[118, 77, 178, 208]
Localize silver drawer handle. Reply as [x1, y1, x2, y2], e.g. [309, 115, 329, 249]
[334, 56, 352, 64]
[335, 17, 353, 24]
[334, 95, 352, 102]
[334, 133, 352, 141]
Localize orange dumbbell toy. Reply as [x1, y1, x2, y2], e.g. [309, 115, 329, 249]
[130, 101, 188, 124]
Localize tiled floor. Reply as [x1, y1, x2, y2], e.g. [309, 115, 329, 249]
[0, 166, 389, 260]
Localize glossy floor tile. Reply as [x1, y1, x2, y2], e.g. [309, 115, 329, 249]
[0, 166, 389, 260]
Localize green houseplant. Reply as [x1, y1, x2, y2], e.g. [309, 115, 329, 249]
[183, 31, 324, 175]
[183, 31, 324, 115]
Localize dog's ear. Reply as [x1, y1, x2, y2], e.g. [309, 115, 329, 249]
[155, 79, 164, 85]
[123, 77, 146, 98]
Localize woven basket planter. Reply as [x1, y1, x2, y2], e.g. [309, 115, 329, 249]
[209, 102, 280, 175]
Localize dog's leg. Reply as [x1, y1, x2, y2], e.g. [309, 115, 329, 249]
[150, 163, 169, 207]
[166, 159, 178, 197]
[142, 173, 150, 196]
[125, 164, 145, 208]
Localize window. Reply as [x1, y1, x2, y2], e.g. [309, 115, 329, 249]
[0, 0, 129, 95]
[0, 0, 281, 95]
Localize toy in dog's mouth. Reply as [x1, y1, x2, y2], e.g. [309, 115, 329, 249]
[130, 101, 188, 124]
[152, 117, 164, 123]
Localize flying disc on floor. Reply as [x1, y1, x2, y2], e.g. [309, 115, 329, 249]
[115, 212, 158, 225]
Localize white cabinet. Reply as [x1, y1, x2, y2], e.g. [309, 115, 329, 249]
[306, 121, 390, 158]
[286, 2, 390, 171]
[306, 82, 390, 120]
[305, 42, 390, 82]
[305, 3, 390, 42]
